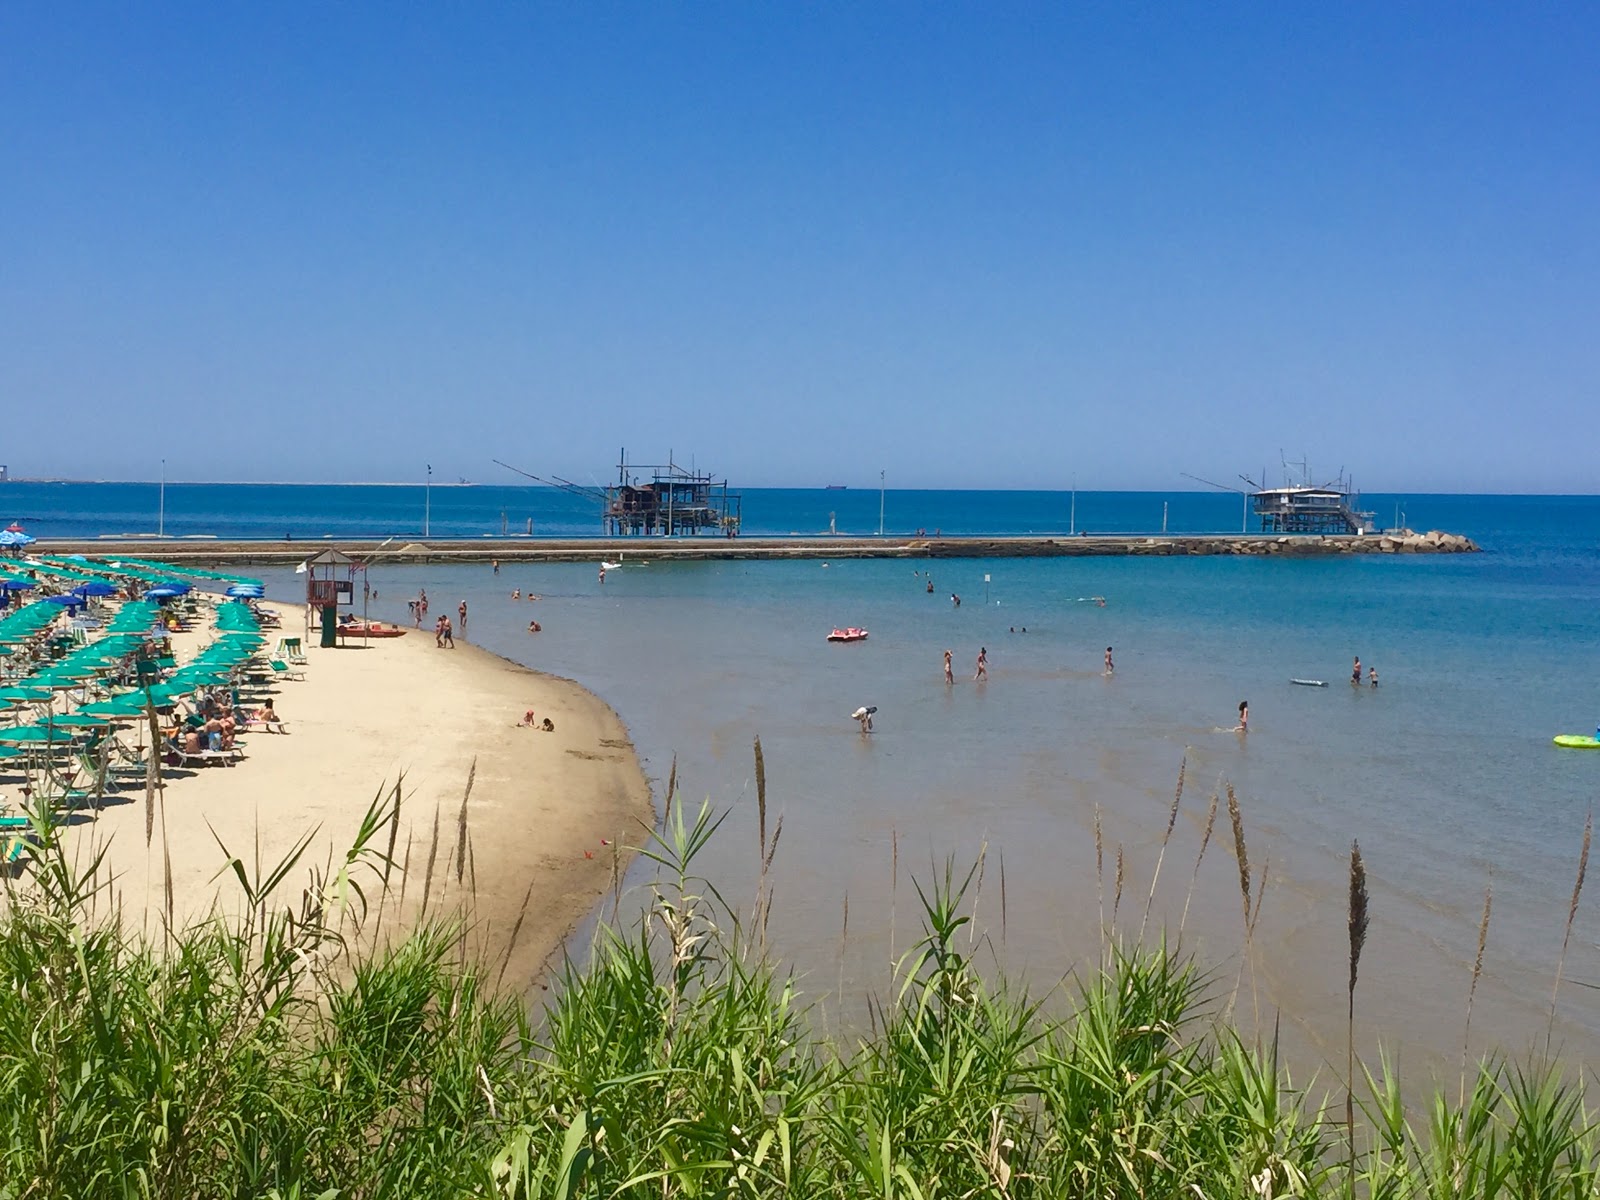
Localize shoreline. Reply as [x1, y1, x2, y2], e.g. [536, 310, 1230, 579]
[55, 601, 654, 995]
[30, 530, 1479, 564]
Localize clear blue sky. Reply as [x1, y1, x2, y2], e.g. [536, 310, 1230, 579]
[2, 4, 1596, 490]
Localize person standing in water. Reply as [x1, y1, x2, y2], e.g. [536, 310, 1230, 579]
[1236, 700, 1249, 733]
[943, 649, 954, 684]
[599, 565, 607, 586]
[1369, 666, 1378, 688]
[974, 647, 988, 681]
[1351, 656, 1362, 685]
[458, 600, 468, 635]
[1104, 646, 1114, 675]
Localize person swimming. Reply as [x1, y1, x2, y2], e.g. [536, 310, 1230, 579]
[1236, 700, 1249, 733]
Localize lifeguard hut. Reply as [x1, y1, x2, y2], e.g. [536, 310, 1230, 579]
[303, 548, 366, 646]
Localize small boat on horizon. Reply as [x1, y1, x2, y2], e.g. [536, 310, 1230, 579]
[824, 484, 847, 490]
[827, 627, 868, 643]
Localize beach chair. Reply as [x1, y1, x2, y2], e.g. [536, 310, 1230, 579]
[1, 834, 30, 868]
[174, 747, 242, 769]
[269, 659, 305, 682]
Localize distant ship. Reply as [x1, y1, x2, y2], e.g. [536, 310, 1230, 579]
[824, 484, 847, 490]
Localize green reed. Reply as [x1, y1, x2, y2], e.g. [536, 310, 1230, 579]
[0, 757, 1597, 1197]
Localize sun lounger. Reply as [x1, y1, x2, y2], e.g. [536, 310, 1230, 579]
[174, 746, 243, 769]
[269, 660, 305, 682]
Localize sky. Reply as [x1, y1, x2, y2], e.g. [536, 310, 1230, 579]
[1, 4, 1597, 491]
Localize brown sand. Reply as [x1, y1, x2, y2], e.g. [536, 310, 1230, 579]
[59, 602, 653, 993]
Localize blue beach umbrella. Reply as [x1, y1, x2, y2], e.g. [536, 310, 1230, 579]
[154, 580, 193, 595]
[145, 587, 184, 600]
[42, 594, 85, 608]
[74, 581, 118, 598]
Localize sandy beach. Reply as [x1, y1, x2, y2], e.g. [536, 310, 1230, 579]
[52, 601, 653, 993]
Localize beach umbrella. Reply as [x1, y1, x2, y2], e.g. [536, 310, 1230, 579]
[0, 687, 53, 703]
[42, 593, 85, 607]
[0, 726, 76, 745]
[79, 695, 160, 717]
[74, 581, 118, 598]
[145, 587, 184, 600]
[225, 585, 265, 597]
[153, 580, 193, 595]
[43, 714, 110, 728]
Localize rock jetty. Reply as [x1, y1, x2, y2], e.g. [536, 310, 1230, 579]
[35, 531, 1479, 565]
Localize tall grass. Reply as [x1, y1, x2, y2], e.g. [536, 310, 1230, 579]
[0, 758, 1597, 1197]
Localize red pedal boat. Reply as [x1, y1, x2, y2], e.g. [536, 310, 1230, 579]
[827, 627, 869, 643]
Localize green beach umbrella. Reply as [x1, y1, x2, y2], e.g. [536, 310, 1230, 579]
[79, 695, 161, 717]
[0, 687, 53, 704]
[0, 726, 76, 745]
[44, 714, 110, 728]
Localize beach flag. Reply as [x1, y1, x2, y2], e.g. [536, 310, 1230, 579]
[294, 561, 307, 574]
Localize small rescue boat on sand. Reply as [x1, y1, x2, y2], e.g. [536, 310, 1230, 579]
[340, 622, 407, 638]
[827, 627, 869, 643]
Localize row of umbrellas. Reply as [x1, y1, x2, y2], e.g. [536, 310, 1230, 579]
[0, 592, 268, 748]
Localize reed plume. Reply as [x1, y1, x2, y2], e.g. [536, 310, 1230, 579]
[1227, 785, 1251, 930]
[1140, 754, 1186, 943]
[421, 803, 441, 915]
[1225, 785, 1258, 1030]
[454, 758, 476, 887]
[1112, 845, 1125, 932]
[1094, 804, 1105, 946]
[1180, 785, 1221, 934]
[754, 735, 767, 861]
[1346, 839, 1369, 1185]
[1462, 883, 1492, 1098]
[1550, 808, 1591, 1041]
[664, 753, 677, 828]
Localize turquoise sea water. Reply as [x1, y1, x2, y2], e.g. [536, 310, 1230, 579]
[11, 483, 1600, 1067]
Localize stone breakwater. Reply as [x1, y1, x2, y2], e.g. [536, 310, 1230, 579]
[36, 530, 1479, 565]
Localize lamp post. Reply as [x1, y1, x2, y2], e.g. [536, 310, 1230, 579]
[424, 464, 432, 537]
[159, 459, 166, 537]
[1070, 474, 1076, 536]
[878, 470, 885, 536]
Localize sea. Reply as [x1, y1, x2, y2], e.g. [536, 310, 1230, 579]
[8, 480, 1600, 1073]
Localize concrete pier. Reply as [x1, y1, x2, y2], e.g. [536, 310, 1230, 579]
[31, 530, 1479, 566]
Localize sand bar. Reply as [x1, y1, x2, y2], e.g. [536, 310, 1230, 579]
[35, 601, 652, 991]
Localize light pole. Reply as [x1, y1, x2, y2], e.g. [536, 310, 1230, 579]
[1070, 474, 1076, 536]
[878, 470, 885, 536]
[159, 459, 166, 537]
[424, 464, 432, 537]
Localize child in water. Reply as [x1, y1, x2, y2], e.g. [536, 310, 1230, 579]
[1236, 700, 1249, 733]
